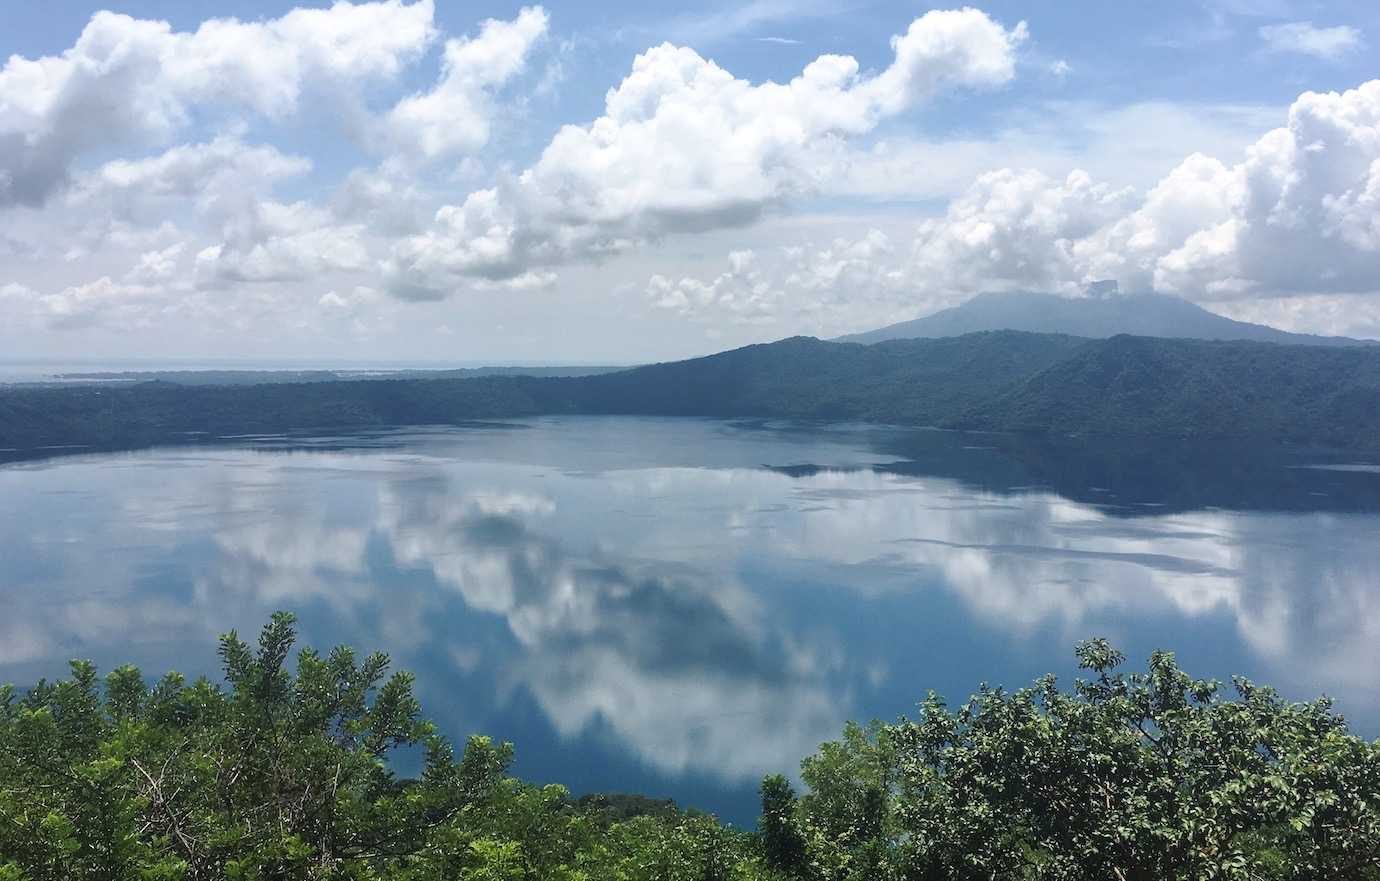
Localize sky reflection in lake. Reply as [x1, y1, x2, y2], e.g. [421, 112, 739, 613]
[2, 417, 1379, 823]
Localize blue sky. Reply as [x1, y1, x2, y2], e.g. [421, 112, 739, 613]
[2, 0, 1378, 363]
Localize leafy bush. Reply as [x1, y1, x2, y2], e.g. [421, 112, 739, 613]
[3, 616, 1377, 879]
[0, 614, 759, 880]
[771, 639, 1380, 880]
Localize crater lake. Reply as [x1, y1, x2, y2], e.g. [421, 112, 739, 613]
[3, 416, 1379, 824]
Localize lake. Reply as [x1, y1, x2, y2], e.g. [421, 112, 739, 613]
[2, 416, 1379, 824]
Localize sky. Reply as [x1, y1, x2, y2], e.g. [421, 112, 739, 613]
[2, 0, 1379, 364]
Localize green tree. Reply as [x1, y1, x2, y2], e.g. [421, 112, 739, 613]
[781, 639, 1380, 880]
[759, 775, 806, 877]
[0, 613, 509, 880]
[6, 617, 1379, 880]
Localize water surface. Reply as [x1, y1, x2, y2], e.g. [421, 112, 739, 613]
[2, 417, 1379, 824]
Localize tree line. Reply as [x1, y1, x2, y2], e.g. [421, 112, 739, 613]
[2, 613, 1378, 879]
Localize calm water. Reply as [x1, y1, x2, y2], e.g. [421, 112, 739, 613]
[2, 417, 1379, 824]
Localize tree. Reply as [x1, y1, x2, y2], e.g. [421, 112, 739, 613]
[0, 613, 508, 880]
[5, 617, 1378, 880]
[0, 613, 764, 880]
[782, 639, 1380, 880]
[759, 775, 806, 877]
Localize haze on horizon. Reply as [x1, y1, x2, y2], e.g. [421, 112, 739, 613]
[2, 0, 1379, 365]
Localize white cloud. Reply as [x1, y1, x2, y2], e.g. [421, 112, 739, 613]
[384, 8, 1028, 298]
[648, 171, 1131, 331]
[8, 4, 1380, 352]
[317, 285, 397, 339]
[1259, 21, 1364, 59]
[909, 168, 1134, 293]
[75, 137, 312, 223]
[1132, 79, 1380, 296]
[70, 137, 366, 288]
[646, 225, 995, 336]
[319, 285, 379, 311]
[385, 6, 549, 161]
[1210, 293, 1380, 340]
[3, 136, 364, 329]
[648, 248, 786, 325]
[330, 165, 434, 236]
[35, 276, 166, 329]
[657, 80, 1380, 336]
[0, 0, 436, 206]
[127, 242, 186, 283]
[195, 200, 368, 285]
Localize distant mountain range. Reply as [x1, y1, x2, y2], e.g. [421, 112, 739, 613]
[40, 365, 625, 386]
[5, 330, 1380, 456]
[837, 291, 1377, 347]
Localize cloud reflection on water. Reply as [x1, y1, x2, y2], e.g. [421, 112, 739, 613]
[373, 473, 848, 781]
[2, 420, 1379, 807]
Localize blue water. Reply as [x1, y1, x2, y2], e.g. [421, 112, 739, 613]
[2, 417, 1379, 824]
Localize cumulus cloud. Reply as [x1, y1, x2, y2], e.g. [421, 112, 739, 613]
[648, 249, 784, 325]
[385, 6, 549, 161]
[91, 138, 309, 197]
[195, 200, 368, 285]
[331, 166, 435, 235]
[59, 137, 368, 289]
[647, 171, 1133, 331]
[31, 276, 168, 329]
[384, 7, 1028, 298]
[3, 274, 159, 335]
[73, 137, 312, 226]
[1105, 79, 1380, 297]
[909, 168, 1134, 293]
[1259, 21, 1364, 59]
[662, 79, 1380, 330]
[0, 138, 301, 272]
[2, 135, 369, 330]
[9, 4, 1380, 347]
[126, 243, 186, 283]
[0, 0, 436, 207]
[649, 230, 926, 334]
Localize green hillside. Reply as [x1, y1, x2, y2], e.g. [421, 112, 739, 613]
[959, 334, 1380, 447]
[3, 331, 1380, 455]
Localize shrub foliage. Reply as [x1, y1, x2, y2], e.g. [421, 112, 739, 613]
[2, 616, 1377, 879]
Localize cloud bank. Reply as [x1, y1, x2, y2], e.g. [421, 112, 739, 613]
[3, 2, 1380, 350]
[0, 0, 436, 206]
[382, 8, 1028, 298]
[652, 80, 1380, 331]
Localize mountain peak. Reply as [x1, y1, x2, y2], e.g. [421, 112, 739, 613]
[837, 291, 1374, 347]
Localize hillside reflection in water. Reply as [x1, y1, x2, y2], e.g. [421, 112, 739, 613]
[2, 417, 1378, 823]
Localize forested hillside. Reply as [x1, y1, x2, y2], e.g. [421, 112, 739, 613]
[4, 331, 1380, 455]
[547, 331, 1087, 421]
[960, 334, 1380, 446]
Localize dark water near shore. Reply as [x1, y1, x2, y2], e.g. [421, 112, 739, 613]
[2, 417, 1379, 824]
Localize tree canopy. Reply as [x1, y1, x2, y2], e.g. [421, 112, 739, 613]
[2, 616, 1377, 879]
